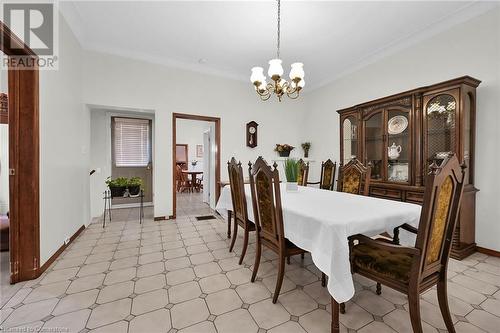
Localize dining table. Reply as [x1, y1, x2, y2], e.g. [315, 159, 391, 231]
[182, 169, 203, 192]
[216, 183, 421, 333]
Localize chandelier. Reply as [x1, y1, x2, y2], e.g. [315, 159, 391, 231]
[250, 0, 304, 102]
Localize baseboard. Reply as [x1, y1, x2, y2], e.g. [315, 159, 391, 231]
[112, 202, 153, 209]
[37, 224, 86, 276]
[154, 215, 175, 221]
[476, 246, 500, 258]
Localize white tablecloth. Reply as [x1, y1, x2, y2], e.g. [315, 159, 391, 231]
[216, 183, 421, 303]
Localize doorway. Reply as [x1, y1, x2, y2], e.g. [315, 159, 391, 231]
[1, 22, 40, 285]
[172, 113, 220, 218]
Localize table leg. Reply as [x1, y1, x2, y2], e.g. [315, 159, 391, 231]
[191, 174, 197, 192]
[331, 297, 340, 333]
[227, 211, 232, 239]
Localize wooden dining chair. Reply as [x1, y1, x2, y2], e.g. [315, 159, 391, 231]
[228, 158, 256, 265]
[297, 159, 309, 186]
[336, 158, 371, 195]
[248, 157, 307, 303]
[176, 165, 191, 192]
[307, 159, 337, 190]
[348, 154, 466, 333]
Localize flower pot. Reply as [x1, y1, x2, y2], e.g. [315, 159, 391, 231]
[279, 151, 291, 157]
[286, 182, 298, 192]
[129, 185, 141, 196]
[109, 186, 126, 198]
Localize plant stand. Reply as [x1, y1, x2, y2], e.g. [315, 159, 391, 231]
[102, 189, 144, 227]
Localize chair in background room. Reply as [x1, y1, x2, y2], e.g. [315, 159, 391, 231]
[347, 154, 466, 333]
[248, 157, 307, 303]
[297, 159, 309, 186]
[307, 159, 337, 190]
[228, 158, 255, 264]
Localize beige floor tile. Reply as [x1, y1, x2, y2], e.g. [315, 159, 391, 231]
[353, 290, 396, 316]
[40, 267, 79, 285]
[129, 308, 171, 333]
[53, 256, 87, 270]
[5, 320, 44, 332]
[481, 297, 500, 317]
[137, 261, 165, 278]
[199, 274, 231, 294]
[89, 320, 129, 333]
[190, 252, 215, 265]
[43, 308, 90, 332]
[165, 257, 191, 271]
[303, 281, 331, 305]
[236, 281, 271, 304]
[171, 298, 209, 329]
[358, 321, 397, 333]
[226, 267, 253, 285]
[134, 274, 166, 294]
[3, 298, 59, 328]
[23, 280, 70, 303]
[3, 288, 31, 308]
[214, 308, 258, 333]
[339, 302, 374, 330]
[467, 309, 500, 333]
[279, 289, 317, 316]
[85, 252, 114, 264]
[178, 320, 217, 333]
[206, 289, 242, 315]
[131, 288, 169, 315]
[104, 267, 136, 286]
[169, 281, 202, 303]
[421, 289, 473, 317]
[452, 274, 498, 295]
[269, 321, 307, 333]
[53, 289, 99, 315]
[463, 269, 500, 287]
[193, 262, 221, 278]
[383, 309, 437, 333]
[97, 280, 134, 304]
[87, 298, 132, 329]
[77, 261, 110, 277]
[285, 268, 319, 286]
[447, 281, 487, 305]
[262, 275, 296, 294]
[165, 247, 188, 260]
[138, 252, 163, 265]
[248, 298, 290, 329]
[110, 256, 138, 270]
[455, 321, 488, 333]
[166, 267, 195, 285]
[299, 308, 335, 333]
[67, 273, 105, 294]
[218, 257, 241, 272]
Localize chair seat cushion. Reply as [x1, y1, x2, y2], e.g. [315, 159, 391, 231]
[352, 243, 413, 282]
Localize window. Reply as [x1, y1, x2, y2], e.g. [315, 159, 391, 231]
[113, 117, 151, 167]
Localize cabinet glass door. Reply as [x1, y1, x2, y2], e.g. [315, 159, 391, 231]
[426, 94, 457, 164]
[364, 112, 383, 181]
[342, 116, 358, 165]
[387, 108, 410, 183]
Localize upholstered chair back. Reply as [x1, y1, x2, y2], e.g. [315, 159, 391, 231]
[337, 159, 370, 195]
[415, 154, 466, 279]
[248, 157, 285, 249]
[228, 157, 249, 225]
[297, 159, 309, 186]
[320, 159, 337, 190]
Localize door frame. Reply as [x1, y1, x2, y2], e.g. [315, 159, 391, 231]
[172, 113, 221, 218]
[1, 21, 40, 283]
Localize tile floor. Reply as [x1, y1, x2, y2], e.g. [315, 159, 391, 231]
[1, 192, 500, 332]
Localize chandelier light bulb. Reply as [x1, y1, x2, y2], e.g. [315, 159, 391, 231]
[250, 67, 265, 84]
[289, 63, 304, 80]
[268, 59, 284, 78]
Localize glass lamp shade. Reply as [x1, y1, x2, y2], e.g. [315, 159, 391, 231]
[289, 62, 304, 80]
[250, 67, 265, 84]
[268, 59, 284, 78]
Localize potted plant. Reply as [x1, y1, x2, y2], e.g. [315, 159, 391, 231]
[128, 177, 143, 196]
[105, 177, 128, 198]
[275, 144, 294, 157]
[284, 158, 299, 191]
[301, 142, 311, 158]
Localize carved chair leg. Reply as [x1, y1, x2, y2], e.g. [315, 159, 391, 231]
[331, 297, 340, 333]
[376, 283, 382, 295]
[227, 211, 232, 239]
[287, 256, 291, 265]
[437, 278, 456, 333]
[229, 216, 238, 253]
[408, 291, 423, 333]
[273, 254, 286, 304]
[321, 272, 327, 287]
[239, 228, 250, 265]
[301, 253, 305, 259]
[340, 302, 345, 314]
[251, 240, 262, 283]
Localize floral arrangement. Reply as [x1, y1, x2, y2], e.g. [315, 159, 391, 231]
[275, 144, 295, 157]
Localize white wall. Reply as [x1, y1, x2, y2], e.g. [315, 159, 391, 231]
[302, 8, 500, 251]
[82, 51, 306, 218]
[38, 14, 89, 264]
[176, 119, 211, 165]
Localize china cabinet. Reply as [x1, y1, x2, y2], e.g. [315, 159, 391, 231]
[338, 76, 480, 260]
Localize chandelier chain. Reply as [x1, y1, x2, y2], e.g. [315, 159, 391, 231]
[277, 0, 280, 59]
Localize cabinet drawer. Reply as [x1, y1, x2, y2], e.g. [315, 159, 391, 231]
[406, 191, 424, 203]
[370, 187, 402, 200]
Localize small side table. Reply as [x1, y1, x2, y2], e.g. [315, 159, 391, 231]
[103, 189, 144, 227]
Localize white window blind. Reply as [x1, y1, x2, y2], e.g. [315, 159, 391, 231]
[114, 117, 150, 167]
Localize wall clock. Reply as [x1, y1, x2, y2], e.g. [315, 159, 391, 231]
[246, 121, 258, 148]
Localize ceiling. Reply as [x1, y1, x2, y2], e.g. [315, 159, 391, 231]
[61, 1, 497, 90]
